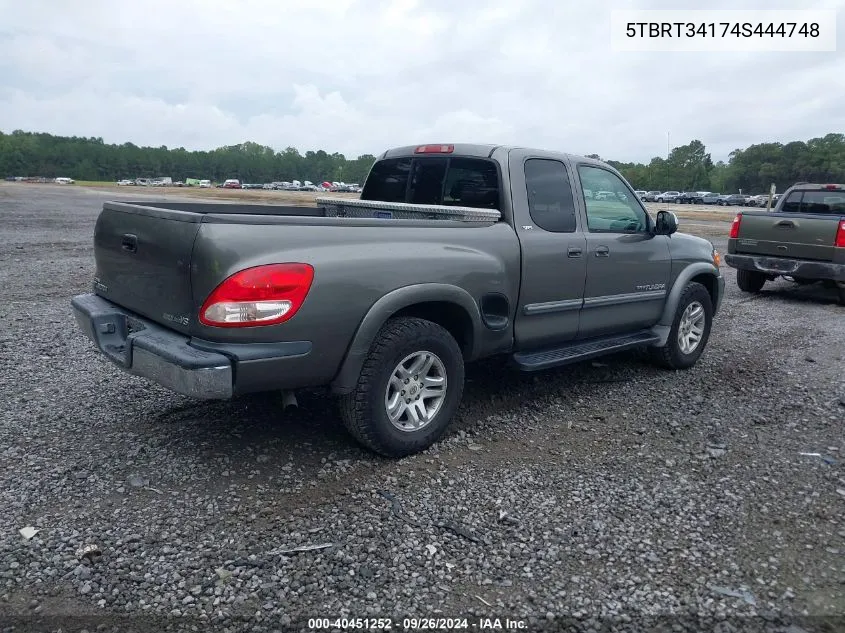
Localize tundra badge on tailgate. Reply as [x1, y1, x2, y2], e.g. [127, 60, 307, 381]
[162, 313, 190, 326]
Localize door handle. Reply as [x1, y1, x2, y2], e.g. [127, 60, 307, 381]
[567, 247, 582, 258]
[775, 219, 795, 228]
[595, 246, 610, 257]
[121, 234, 138, 253]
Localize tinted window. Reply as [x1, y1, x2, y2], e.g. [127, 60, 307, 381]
[441, 158, 499, 209]
[524, 159, 577, 233]
[361, 156, 499, 209]
[781, 190, 845, 215]
[577, 165, 648, 233]
[408, 158, 448, 205]
[360, 158, 411, 202]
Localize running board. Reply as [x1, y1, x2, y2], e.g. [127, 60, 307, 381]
[511, 330, 660, 371]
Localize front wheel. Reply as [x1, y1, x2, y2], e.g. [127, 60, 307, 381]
[648, 282, 713, 370]
[338, 317, 465, 457]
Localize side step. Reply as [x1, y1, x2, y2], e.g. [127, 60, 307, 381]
[511, 330, 660, 372]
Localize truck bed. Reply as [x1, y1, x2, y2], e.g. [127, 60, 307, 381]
[115, 197, 502, 223]
[119, 200, 325, 216]
[90, 200, 519, 356]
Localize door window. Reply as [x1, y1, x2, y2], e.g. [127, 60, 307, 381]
[577, 165, 648, 233]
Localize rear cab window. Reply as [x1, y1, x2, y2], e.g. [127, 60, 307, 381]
[781, 190, 845, 215]
[361, 156, 500, 209]
[524, 158, 577, 232]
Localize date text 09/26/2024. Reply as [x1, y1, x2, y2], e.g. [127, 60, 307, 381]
[307, 617, 527, 630]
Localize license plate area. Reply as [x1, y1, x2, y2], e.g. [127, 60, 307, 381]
[757, 257, 798, 273]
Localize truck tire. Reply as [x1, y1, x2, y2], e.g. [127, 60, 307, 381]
[338, 317, 465, 457]
[837, 282, 845, 306]
[648, 282, 713, 370]
[736, 269, 767, 293]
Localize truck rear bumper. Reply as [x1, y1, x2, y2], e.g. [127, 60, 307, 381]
[724, 254, 845, 281]
[71, 294, 313, 400]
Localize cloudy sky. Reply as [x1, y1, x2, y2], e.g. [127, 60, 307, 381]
[0, 0, 843, 163]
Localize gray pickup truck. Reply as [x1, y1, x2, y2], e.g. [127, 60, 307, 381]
[71, 144, 725, 457]
[725, 182, 845, 304]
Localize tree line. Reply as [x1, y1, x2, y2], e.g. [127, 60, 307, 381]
[0, 131, 378, 186]
[1, 129, 843, 194]
[597, 133, 845, 194]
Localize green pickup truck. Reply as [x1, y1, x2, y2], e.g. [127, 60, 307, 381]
[725, 182, 845, 305]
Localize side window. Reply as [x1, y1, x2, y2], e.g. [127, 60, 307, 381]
[781, 192, 802, 213]
[441, 158, 500, 209]
[577, 165, 648, 233]
[360, 158, 411, 202]
[524, 158, 577, 233]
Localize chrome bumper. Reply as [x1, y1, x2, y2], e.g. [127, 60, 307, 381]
[71, 293, 233, 400]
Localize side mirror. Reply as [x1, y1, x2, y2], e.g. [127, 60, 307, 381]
[654, 210, 678, 235]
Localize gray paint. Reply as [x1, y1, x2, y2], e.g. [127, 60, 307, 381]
[74, 144, 725, 400]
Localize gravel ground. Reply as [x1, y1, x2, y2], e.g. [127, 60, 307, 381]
[0, 183, 843, 633]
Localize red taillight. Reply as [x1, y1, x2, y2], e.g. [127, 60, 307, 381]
[199, 263, 314, 328]
[835, 220, 845, 248]
[414, 144, 454, 154]
[824, 184, 841, 190]
[729, 213, 742, 239]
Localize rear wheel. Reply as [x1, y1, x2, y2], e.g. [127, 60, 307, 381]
[836, 282, 845, 306]
[736, 269, 767, 293]
[338, 317, 465, 457]
[648, 282, 713, 370]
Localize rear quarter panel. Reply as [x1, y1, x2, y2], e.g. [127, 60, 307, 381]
[189, 218, 521, 387]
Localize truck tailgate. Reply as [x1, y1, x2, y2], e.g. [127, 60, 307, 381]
[93, 204, 200, 335]
[735, 212, 840, 261]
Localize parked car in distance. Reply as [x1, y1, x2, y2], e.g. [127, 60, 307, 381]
[718, 194, 747, 206]
[745, 194, 768, 207]
[199, 180, 212, 188]
[701, 193, 721, 204]
[222, 179, 242, 189]
[634, 190, 648, 200]
[655, 191, 681, 203]
[689, 192, 714, 204]
[71, 143, 725, 457]
[676, 191, 701, 204]
[643, 190, 663, 202]
[116, 179, 134, 186]
[725, 182, 845, 304]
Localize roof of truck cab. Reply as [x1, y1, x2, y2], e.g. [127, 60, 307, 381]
[379, 144, 611, 167]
